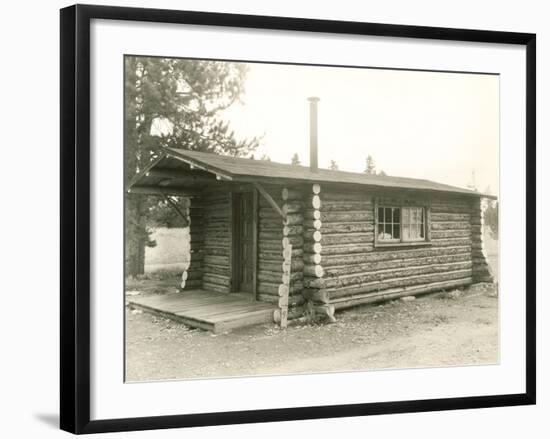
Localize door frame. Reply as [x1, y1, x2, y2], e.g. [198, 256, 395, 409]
[230, 187, 258, 299]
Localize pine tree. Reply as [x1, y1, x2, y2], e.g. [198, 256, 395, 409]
[125, 57, 260, 276]
[291, 153, 301, 165]
[364, 155, 376, 175]
[329, 159, 339, 170]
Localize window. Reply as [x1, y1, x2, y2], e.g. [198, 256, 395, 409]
[376, 205, 427, 245]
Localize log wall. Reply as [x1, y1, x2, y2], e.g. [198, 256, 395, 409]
[257, 185, 305, 310]
[471, 199, 494, 283]
[303, 187, 483, 313]
[181, 197, 204, 290]
[201, 188, 232, 294]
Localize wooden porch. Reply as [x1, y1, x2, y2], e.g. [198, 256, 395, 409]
[127, 290, 276, 333]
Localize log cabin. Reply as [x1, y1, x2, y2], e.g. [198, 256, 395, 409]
[128, 98, 495, 328]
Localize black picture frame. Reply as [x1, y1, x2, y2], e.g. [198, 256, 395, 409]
[60, 4, 536, 434]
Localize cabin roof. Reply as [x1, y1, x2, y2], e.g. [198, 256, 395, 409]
[128, 148, 496, 199]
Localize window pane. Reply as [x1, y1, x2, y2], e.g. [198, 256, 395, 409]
[402, 207, 410, 224]
[385, 223, 392, 237]
[393, 224, 400, 239]
[378, 207, 384, 224]
[403, 224, 410, 240]
[393, 207, 400, 223]
[385, 208, 392, 224]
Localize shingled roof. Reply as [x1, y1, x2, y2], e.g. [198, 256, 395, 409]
[129, 147, 495, 199]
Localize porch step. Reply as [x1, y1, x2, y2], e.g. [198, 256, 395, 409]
[128, 290, 276, 333]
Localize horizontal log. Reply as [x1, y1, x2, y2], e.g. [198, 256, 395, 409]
[202, 264, 229, 276]
[259, 208, 283, 219]
[258, 281, 303, 296]
[320, 222, 374, 234]
[430, 238, 472, 247]
[321, 232, 373, 245]
[303, 242, 322, 254]
[204, 238, 230, 247]
[320, 201, 373, 212]
[260, 294, 305, 306]
[332, 277, 473, 310]
[282, 236, 304, 248]
[315, 210, 374, 223]
[431, 221, 471, 231]
[202, 281, 230, 294]
[259, 220, 285, 230]
[327, 269, 473, 299]
[303, 253, 322, 265]
[282, 201, 303, 214]
[324, 252, 471, 276]
[303, 264, 324, 278]
[283, 214, 303, 226]
[283, 225, 304, 236]
[430, 213, 471, 222]
[257, 261, 284, 273]
[258, 249, 304, 262]
[430, 204, 473, 214]
[282, 188, 303, 201]
[259, 241, 283, 251]
[320, 191, 370, 202]
[304, 210, 321, 220]
[303, 219, 322, 230]
[258, 270, 302, 284]
[203, 246, 230, 256]
[304, 230, 322, 242]
[203, 255, 229, 266]
[203, 273, 231, 287]
[307, 261, 472, 289]
[321, 245, 472, 267]
[470, 225, 484, 234]
[259, 231, 283, 240]
[259, 197, 283, 209]
[314, 243, 374, 255]
[431, 229, 471, 239]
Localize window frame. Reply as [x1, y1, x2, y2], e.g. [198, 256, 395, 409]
[374, 200, 432, 248]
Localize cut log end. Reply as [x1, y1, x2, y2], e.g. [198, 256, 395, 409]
[312, 195, 321, 209]
[312, 183, 321, 195]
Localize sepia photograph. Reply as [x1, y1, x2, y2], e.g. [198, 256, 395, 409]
[124, 56, 499, 382]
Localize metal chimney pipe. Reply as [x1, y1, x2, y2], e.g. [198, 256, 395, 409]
[308, 97, 320, 172]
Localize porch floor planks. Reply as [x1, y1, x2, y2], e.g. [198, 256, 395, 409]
[128, 289, 275, 333]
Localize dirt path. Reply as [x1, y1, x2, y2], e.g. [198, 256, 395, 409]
[125, 283, 498, 382]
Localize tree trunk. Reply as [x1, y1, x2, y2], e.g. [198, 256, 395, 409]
[124, 57, 147, 277]
[125, 194, 147, 277]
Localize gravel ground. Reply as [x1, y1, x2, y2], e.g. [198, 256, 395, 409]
[125, 282, 498, 382]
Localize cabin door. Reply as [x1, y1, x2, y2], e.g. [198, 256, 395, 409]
[232, 192, 256, 295]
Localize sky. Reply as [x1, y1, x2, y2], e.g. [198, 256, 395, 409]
[220, 62, 499, 194]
